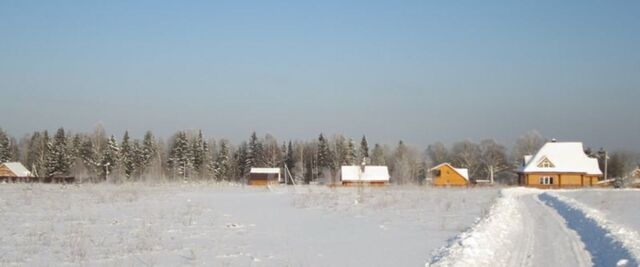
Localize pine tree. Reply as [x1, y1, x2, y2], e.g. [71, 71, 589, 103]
[168, 131, 192, 179]
[235, 142, 248, 178]
[79, 138, 98, 175]
[141, 131, 157, 173]
[346, 138, 357, 165]
[285, 141, 296, 178]
[25, 131, 42, 174]
[191, 130, 206, 177]
[100, 135, 119, 179]
[334, 137, 347, 166]
[119, 131, 135, 179]
[246, 132, 264, 169]
[316, 133, 333, 177]
[214, 140, 231, 181]
[359, 135, 369, 163]
[131, 140, 144, 178]
[371, 144, 385, 165]
[0, 128, 11, 163]
[46, 128, 71, 176]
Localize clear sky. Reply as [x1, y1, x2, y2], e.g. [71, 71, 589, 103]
[1, 1, 639, 150]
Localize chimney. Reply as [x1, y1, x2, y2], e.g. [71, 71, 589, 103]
[551, 138, 557, 143]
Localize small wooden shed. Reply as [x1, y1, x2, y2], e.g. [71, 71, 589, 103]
[0, 162, 32, 177]
[340, 165, 390, 186]
[430, 163, 469, 186]
[248, 168, 281, 186]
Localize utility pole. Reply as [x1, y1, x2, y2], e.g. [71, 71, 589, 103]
[604, 150, 608, 180]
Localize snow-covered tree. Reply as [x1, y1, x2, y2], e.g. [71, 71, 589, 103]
[46, 128, 71, 176]
[234, 142, 249, 179]
[119, 131, 135, 179]
[346, 138, 357, 165]
[426, 142, 449, 166]
[513, 130, 545, 163]
[285, 141, 296, 171]
[359, 135, 369, 163]
[246, 132, 264, 169]
[140, 131, 157, 173]
[370, 143, 385, 165]
[450, 140, 482, 181]
[100, 135, 119, 180]
[168, 131, 192, 179]
[191, 130, 206, 177]
[479, 139, 510, 182]
[0, 128, 12, 163]
[316, 133, 333, 178]
[214, 140, 231, 181]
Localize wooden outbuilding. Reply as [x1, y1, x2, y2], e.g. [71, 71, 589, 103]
[248, 168, 281, 186]
[517, 141, 602, 188]
[0, 162, 32, 177]
[429, 163, 469, 186]
[340, 165, 390, 186]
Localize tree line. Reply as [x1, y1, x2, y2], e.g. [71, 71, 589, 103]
[0, 127, 637, 184]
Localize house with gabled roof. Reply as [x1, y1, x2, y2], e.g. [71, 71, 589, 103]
[248, 168, 281, 186]
[517, 141, 602, 188]
[340, 165, 390, 185]
[429, 163, 469, 186]
[0, 162, 32, 177]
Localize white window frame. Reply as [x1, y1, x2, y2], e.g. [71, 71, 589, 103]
[539, 176, 553, 185]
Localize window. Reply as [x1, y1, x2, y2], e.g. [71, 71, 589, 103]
[538, 157, 555, 168]
[539, 176, 554, 185]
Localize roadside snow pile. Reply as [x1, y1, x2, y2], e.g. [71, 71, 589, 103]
[426, 187, 540, 267]
[548, 191, 640, 263]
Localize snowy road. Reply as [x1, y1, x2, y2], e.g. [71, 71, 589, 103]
[428, 188, 638, 267]
[510, 193, 591, 267]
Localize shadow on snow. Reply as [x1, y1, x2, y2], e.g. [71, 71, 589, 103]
[539, 193, 637, 267]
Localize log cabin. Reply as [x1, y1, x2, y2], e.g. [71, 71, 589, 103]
[340, 165, 390, 186]
[517, 141, 602, 188]
[0, 162, 32, 177]
[429, 163, 469, 186]
[248, 168, 281, 186]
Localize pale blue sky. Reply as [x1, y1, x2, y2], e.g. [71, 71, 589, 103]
[1, 1, 639, 150]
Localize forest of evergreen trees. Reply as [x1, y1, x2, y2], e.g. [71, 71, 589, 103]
[0, 126, 636, 184]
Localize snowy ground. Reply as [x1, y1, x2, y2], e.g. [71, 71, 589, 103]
[0, 183, 499, 266]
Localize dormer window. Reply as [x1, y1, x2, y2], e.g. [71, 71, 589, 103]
[538, 157, 555, 168]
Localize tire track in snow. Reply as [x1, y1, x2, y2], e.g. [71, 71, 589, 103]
[426, 188, 593, 267]
[539, 193, 638, 267]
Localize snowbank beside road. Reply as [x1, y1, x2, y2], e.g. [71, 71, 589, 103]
[426, 188, 540, 267]
[548, 192, 640, 263]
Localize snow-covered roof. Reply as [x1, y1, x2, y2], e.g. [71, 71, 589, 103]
[519, 142, 602, 176]
[249, 168, 280, 174]
[429, 163, 469, 181]
[341, 166, 390, 182]
[1, 162, 32, 177]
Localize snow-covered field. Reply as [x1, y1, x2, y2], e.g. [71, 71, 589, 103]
[0, 183, 499, 266]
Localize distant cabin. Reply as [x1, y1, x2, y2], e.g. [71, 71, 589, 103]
[430, 163, 469, 186]
[517, 141, 602, 188]
[0, 162, 32, 177]
[341, 165, 390, 186]
[248, 168, 281, 186]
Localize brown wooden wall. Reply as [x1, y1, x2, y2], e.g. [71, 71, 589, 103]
[0, 165, 17, 177]
[432, 165, 468, 186]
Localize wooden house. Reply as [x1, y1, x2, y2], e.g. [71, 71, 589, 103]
[429, 163, 469, 186]
[248, 168, 281, 186]
[0, 162, 32, 177]
[517, 141, 602, 188]
[340, 165, 390, 186]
